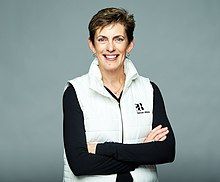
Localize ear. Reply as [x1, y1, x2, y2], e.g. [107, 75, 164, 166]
[88, 38, 96, 54]
[126, 39, 135, 54]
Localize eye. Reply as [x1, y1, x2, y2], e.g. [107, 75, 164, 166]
[115, 37, 124, 43]
[97, 37, 107, 43]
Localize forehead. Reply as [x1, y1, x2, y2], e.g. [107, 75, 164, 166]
[95, 23, 126, 37]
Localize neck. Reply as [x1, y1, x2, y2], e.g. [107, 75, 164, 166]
[101, 67, 125, 85]
[100, 66, 125, 95]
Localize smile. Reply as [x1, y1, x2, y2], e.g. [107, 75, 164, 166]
[103, 54, 119, 61]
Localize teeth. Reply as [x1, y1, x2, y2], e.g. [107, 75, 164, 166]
[105, 55, 117, 59]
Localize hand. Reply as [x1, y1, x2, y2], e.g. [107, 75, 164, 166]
[87, 143, 97, 154]
[144, 125, 169, 143]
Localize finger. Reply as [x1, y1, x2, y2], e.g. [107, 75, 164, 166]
[144, 126, 168, 143]
[150, 127, 168, 139]
[152, 125, 162, 132]
[155, 130, 169, 141]
[155, 127, 168, 135]
[147, 125, 163, 138]
[158, 135, 167, 141]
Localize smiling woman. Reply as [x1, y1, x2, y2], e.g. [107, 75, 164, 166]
[63, 7, 175, 182]
[88, 23, 133, 71]
[88, 23, 134, 95]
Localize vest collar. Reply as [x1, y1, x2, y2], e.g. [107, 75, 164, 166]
[88, 58, 139, 97]
[123, 58, 139, 93]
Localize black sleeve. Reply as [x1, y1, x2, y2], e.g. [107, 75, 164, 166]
[63, 85, 137, 176]
[96, 82, 175, 165]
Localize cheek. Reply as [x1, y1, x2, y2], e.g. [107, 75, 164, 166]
[93, 43, 103, 53]
[118, 44, 129, 53]
[119, 48, 128, 54]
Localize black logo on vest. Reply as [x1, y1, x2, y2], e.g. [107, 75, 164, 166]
[135, 103, 150, 114]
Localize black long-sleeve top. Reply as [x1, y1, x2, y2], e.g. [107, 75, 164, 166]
[63, 82, 175, 181]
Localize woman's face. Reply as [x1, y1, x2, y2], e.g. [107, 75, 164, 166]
[88, 23, 134, 73]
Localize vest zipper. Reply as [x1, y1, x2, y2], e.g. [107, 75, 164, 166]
[118, 102, 124, 143]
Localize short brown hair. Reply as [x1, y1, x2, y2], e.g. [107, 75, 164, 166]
[88, 7, 135, 44]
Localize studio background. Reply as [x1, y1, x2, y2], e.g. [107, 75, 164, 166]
[0, 0, 219, 181]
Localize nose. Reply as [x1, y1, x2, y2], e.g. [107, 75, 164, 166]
[106, 41, 115, 52]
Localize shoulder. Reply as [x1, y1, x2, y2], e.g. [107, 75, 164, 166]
[68, 74, 89, 86]
[138, 76, 160, 91]
[149, 81, 165, 102]
[63, 74, 89, 94]
[150, 81, 160, 91]
[63, 74, 86, 99]
[63, 84, 76, 100]
[138, 75, 162, 95]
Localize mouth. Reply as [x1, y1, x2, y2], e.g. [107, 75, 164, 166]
[103, 54, 119, 61]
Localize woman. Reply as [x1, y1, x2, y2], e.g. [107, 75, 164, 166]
[63, 7, 175, 182]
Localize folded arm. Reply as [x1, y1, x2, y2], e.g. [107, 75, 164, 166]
[95, 82, 176, 165]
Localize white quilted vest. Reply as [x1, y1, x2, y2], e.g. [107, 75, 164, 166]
[63, 59, 158, 182]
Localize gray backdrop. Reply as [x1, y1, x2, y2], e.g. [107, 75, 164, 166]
[1, 0, 220, 181]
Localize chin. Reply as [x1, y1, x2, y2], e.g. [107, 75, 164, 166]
[104, 61, 124, 72]
[97, 55, 125, 71]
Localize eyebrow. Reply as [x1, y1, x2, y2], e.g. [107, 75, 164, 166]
[96, 35, 125, 39]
